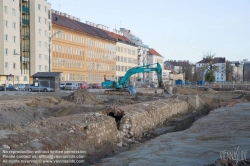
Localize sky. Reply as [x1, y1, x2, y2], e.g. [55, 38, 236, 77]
[48, 0, 250, 64]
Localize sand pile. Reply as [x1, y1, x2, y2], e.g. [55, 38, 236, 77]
[64, 89, 100, 104]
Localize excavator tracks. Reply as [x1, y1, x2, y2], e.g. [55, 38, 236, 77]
[104, 90, 131, 95]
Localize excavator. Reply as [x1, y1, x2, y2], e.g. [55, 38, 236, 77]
[102, 63, 164, 95]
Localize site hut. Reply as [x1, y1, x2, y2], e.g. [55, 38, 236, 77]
[32, 72, 61, 92]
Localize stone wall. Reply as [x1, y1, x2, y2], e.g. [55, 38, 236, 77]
[117, 99, 189, 139]
[100, 95, 205, 140]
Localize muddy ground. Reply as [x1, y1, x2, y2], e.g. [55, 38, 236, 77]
[0, 87, 249, 165]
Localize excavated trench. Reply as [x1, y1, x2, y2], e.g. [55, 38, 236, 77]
[0, 90, 248, 165]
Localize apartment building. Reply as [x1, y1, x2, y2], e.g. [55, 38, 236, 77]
[148, 49, 164, 82]
[0, 0, 51, 85]
[196, 57, 226, 82]
[52, 12, 116, 83]
[0, 0, 20, 84]
[105, 30, 138, 81]
[120, 28, 149, 82]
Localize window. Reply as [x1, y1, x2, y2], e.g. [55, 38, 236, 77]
[39, 65, 41, 70]
[39, 54, 41, 58]
[38, 17, 41, 23]
[4, 48, 8, 55]
[48, 10, 51, 19]
[4, 20, 8, 27]
[4, 34, 8, 41]
[44, 55, 47, 59]
[13, 36, 16, 43]
[39, 29, 41, 35]
[12, 22, 16, 29]
[38, 41, 41, 47]
[44, 18, 47, 25]
[4, 6, 7, 13]
[13, 63, 16, 69]
[13, 49, 16, 55]
[45, 65, 47, 71]
[24, 76, 27, 81]
[45, 30, 47, 36]
[5, 62, 8, 69]
[44, 7, 47, 12]
[38, 4, 41, 10]
[48, 22, 51, 30]
[14, 76, 19, 81]
[12, 8, 15, 16]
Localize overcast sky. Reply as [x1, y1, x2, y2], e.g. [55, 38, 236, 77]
[49, 0, 250, 63]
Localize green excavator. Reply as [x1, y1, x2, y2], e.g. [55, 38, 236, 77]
[102, 63, 163, 95]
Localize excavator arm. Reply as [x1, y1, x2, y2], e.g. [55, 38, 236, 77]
[102, 63, 163, 95]
[120, 63, 162, 87]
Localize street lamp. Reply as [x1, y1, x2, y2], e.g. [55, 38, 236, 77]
[48, 30, 63, 72]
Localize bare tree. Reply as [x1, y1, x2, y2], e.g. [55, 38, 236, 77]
[193, 67, 204, 81]
[225, 61, 233, 81]
[182, 66, 193, 81]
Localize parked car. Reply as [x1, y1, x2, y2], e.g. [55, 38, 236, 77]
[97, 83, 102, 89]
[88, 84, 93, 89]
[65, 82, 79, 91]
[60, 83, 66, 90]
[27, 84, 54, 92]
[0, 84, 18, 91]
[14, 84, 26, 91]
[0, 86, 5, 91]
[92, 83, 98, 89]
[80, 82, 90, 89]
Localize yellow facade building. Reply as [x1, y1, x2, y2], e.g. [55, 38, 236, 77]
[52, 11, 116, 83]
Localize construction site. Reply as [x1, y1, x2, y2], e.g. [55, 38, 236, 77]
[0, 86, 250, 166]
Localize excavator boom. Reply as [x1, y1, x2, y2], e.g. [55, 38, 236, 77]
[102, 63, 163, 95]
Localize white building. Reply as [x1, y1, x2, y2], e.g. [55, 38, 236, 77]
[105, 30, 138, 81]
[230, 61, 244, 82]
[196, 57, 226, 82]
[148, 49, 164, 82]
[120, 28, 149, 82]
[0, 0, 51, 85]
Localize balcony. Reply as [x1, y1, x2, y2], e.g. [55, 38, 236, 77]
[20, 56, 29, 63]
[22, 19, 29, 26]
[23, 46, 30, 52]
[22, 34, 29, 39]
[22, 6, 29, 14]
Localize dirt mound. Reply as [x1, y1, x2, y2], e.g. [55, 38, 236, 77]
[63, 89, 101, 104]
[173, 87, 216, 95]
[205, 159, 250, 166]
[26, 97, 65, 107]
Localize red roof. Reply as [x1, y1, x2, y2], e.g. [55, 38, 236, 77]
[164, 66, 176, 73]
[149, 49, 162, 57]
[105, 31, 136, 46]
[106, 31, 130, 42]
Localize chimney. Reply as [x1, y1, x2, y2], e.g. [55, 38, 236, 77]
[51, 9, 55, 13]
[97, 24, 102, 28]
[60, 12, 64, 16]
